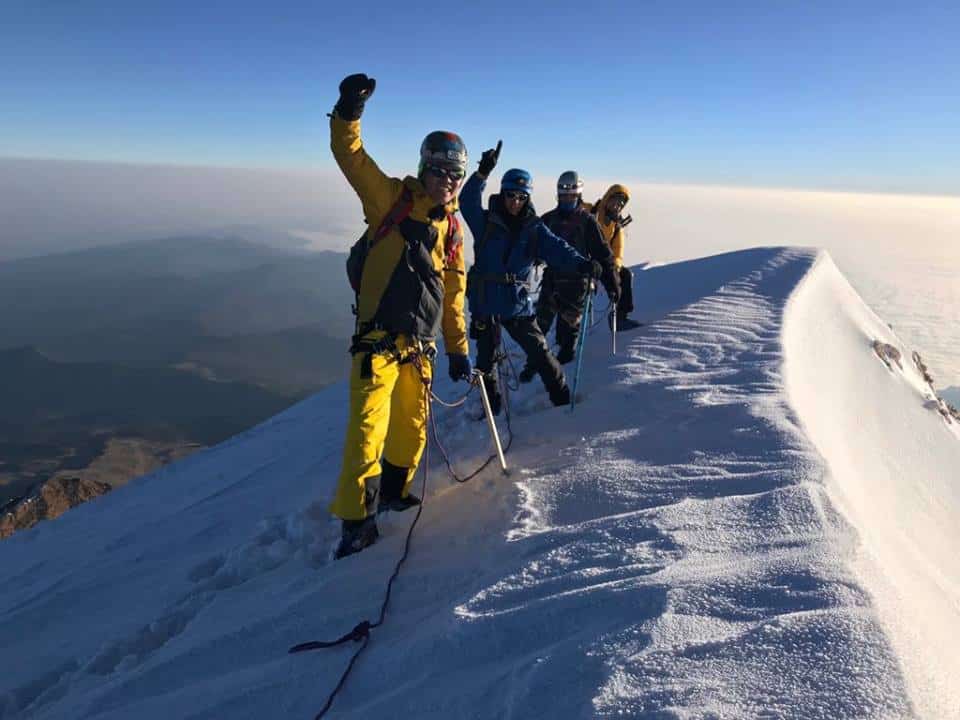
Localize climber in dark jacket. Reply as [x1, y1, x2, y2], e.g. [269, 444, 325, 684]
[528, 170, 620, 373]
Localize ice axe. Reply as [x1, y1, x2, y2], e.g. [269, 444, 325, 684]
[472, 370, 508, 474]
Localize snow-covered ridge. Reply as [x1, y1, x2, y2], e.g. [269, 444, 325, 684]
[1, 247, 958, 719]
[784, 252, 960, 719]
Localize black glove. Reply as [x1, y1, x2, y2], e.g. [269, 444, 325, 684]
[579, 259, 603, 279]
[334, 73, 376, 121]
[605, 268, 622, 304]
[448, 353, 473, 382]
[478, 140, 502, 177]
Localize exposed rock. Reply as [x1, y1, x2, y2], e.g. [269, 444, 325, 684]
[872, 340, 903, 371]
[912, 350, 935, 386]
[51, 437, 203, 489]
[948, 403, 960, 423]
[0, 476, 111, 539]
[911, 350, 960, 427]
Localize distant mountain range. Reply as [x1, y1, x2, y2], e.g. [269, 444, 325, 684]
[0, 235, 357, 518]
[0, 235, 355, 390]
[0, 345, 293, 509]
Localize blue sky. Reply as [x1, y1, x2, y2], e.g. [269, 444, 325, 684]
[2, 0, 958, 194]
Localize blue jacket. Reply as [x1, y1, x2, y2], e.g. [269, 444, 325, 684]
[460, 173, 586, 319]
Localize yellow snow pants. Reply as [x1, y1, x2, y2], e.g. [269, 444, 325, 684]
[328, 333, 432, 521]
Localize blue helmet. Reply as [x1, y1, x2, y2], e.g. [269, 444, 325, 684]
[501, 168, 533, 194]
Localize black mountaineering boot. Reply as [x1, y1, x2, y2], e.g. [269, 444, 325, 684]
[335, 516, 379, 559]
[616, 312, 642, 331]
[377, 459, 421, 513]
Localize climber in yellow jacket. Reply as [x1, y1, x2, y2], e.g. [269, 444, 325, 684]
[593, 184, 641, 331]
[327, 73, 472, 559]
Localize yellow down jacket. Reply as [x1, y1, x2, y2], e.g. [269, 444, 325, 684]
[593, 184, 631, 270]
[330, 115, 468, 356]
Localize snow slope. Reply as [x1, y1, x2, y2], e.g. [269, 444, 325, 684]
[2, 247, 958, 719]
[784, 253, 960, 719]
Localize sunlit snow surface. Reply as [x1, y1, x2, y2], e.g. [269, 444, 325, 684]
[2, 247, 958, 719]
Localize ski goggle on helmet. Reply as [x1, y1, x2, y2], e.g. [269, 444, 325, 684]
[419, 131, 468, 181]
[557, 170, 583, 196]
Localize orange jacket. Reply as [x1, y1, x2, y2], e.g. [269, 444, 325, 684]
[593, 184, 631, 270]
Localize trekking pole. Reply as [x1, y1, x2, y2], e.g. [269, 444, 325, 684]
[570, 281, 594, 412]
[611, 309, 617, 355]
[473, 370, 508, 473]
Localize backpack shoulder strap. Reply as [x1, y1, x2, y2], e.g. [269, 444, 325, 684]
[371, 186, 415, 246]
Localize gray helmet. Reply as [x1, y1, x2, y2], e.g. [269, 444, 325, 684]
[419, 131, 468, 177]
[557, 170, 583, 196]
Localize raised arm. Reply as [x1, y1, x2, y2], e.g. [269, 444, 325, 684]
[329, 74, 400, 220]
[458, 172, 488, 244]
[458, 141, 502, 245]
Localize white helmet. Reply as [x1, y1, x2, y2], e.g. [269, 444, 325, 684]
[557, 170, 583, 196]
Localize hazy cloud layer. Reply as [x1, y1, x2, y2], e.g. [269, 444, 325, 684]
[0, 158, 360, 260]
[6, 156, 955, 263]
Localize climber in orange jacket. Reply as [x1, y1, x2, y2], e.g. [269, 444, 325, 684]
[593, 184, 641, 331]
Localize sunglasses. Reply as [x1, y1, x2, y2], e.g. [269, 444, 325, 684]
[424, 164, 465, 181]
[608, 195, 627, 207]
[557, 183, 581, 192]
[504, 190, 529, 202]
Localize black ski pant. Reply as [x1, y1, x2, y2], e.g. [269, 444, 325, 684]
[475, 315, 568, 404]
[535, 270, 590, 354]
[616, 266, 634, 318]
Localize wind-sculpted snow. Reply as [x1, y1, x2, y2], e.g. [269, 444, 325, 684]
[1, 246, 949, 719]
[450, 248, 909, 718]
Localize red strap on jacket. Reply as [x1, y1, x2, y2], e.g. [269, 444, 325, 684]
[372, 186, 415, 244]
[444, 213, 462, 267]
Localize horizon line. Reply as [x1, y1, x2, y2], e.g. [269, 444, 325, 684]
[2, 153, 958, 202]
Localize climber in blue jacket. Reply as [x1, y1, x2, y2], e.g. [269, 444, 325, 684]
[459, 141, 601, 414]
